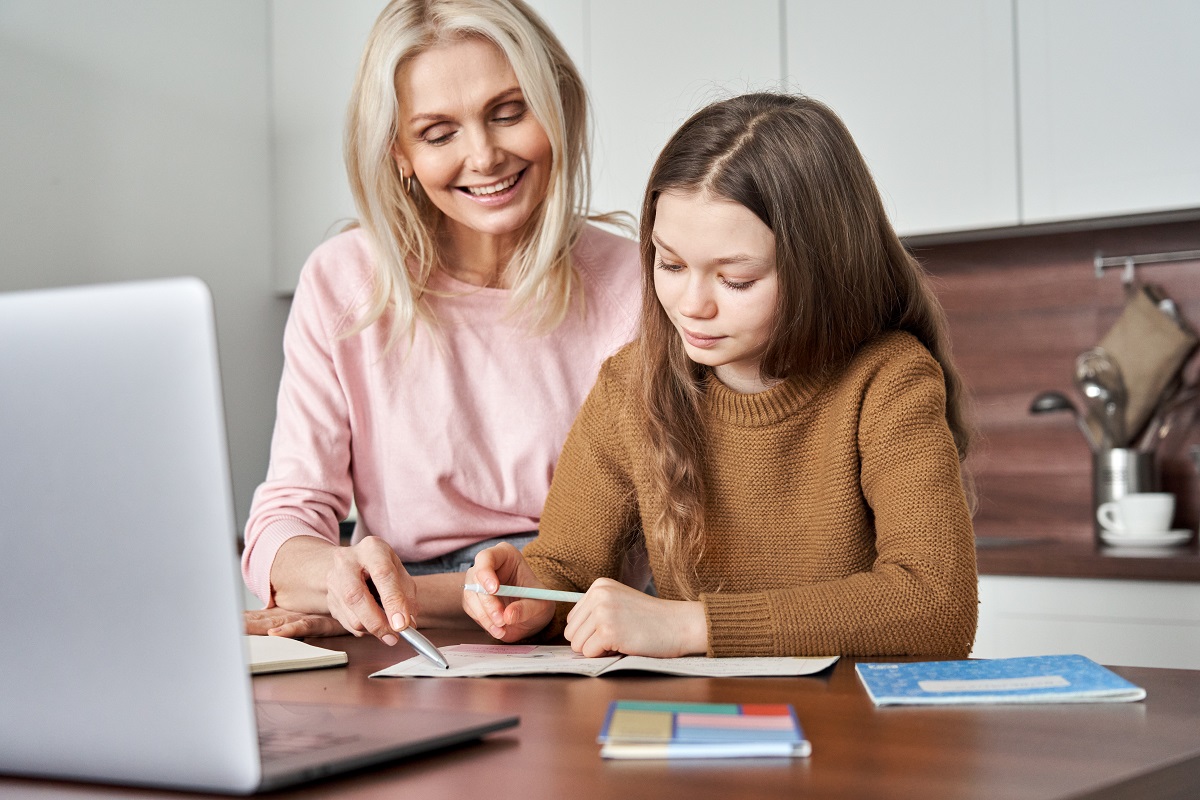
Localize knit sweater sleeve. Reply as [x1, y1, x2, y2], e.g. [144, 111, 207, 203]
[702, 346, 978, 658]
[521, 351, 641, 638]
[240, 253, 355, 604]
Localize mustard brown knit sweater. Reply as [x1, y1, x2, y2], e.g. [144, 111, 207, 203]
[523, 330, 978, 658]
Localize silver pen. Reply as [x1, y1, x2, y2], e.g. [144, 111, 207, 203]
[398, 626, 450, 670]
[366, 578, 449, 669]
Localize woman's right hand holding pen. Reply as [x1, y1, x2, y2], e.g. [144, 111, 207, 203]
[463, 542, 556, 641]
[267, 534, 420, 645]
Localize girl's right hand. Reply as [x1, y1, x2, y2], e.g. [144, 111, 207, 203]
[463, 542, 555, 641]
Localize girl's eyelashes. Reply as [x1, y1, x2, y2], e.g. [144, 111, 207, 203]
[720, 278, 755, 291]
[655, 258, 757, 290]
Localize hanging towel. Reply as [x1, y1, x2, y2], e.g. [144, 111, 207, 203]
[1097, 285, 1197, 444]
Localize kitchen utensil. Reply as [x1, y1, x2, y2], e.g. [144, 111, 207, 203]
[1136, 382, 1200, 452]
[1028, 390, 1099, 451]
[1075, 348, 1128, 448]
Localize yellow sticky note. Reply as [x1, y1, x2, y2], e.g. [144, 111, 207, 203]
[607, 710, 673, 741]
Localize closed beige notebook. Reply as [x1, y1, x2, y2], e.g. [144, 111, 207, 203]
[246, 635, 348, 675]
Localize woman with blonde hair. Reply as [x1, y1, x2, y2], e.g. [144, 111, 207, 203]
[242, 0, 640, 646]
[465, 93, 978, 659]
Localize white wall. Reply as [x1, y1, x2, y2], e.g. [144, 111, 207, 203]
[0, 1, 286, 529]
[269, 0, 384, 294]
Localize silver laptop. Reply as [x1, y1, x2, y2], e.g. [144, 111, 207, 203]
[0, 278, 517, 794]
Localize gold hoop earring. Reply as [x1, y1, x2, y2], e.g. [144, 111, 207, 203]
[403, 174, 414, 194]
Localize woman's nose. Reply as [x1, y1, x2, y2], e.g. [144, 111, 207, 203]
[465, 128, 503, 174]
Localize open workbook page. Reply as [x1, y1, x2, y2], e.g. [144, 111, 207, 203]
[371, 644, 838, 678]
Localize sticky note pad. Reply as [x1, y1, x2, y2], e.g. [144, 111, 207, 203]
[597, 700, 810, 758]
[605, 709, 674, 741]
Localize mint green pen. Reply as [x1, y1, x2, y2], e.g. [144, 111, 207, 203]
[463, 583, 585, 603]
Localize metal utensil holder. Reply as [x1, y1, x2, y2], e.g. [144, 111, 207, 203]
[1092, 448, 1159, 541]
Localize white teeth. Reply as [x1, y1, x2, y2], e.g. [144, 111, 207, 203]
[466, 173, 519, 196]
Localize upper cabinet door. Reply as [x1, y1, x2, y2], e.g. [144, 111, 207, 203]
[785, 0, 1019, 237]
[586, 0, 783, 220]
[1017, 0, 1200, 224]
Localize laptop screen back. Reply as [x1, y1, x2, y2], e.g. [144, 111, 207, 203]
[0, 278, 261, 792]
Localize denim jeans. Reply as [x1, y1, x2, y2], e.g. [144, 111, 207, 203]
[402, 531, 539, 576]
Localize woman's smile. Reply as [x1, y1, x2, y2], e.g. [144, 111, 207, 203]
[458, 168, 525, 203]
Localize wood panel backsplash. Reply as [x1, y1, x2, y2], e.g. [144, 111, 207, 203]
[912, 219, 1200, 543]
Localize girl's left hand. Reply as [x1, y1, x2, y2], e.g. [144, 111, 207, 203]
[564, 578, 707, 658]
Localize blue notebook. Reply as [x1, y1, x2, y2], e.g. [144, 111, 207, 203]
[856, 655, 1146, 706]
[597, 701, 811, 759]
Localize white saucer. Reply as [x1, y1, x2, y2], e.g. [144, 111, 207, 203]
[1099, 529, 1193, 548]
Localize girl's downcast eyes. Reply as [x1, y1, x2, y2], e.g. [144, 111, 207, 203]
[654, 259, 757, 292]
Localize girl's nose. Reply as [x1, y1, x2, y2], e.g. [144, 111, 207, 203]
[678, 276, 717, 319]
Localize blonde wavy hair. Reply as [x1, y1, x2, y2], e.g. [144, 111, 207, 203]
[344, 0, 593, 343]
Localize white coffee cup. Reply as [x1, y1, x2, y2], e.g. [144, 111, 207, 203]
[1096, 492, 1175, 535]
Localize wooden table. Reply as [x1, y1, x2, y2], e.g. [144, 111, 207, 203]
[4, 630, 1200, 799]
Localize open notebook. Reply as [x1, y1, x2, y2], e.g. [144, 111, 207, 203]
[373, 643, 838, 678]
[247, 636, 348, 675]
[0, 278, 516, 794]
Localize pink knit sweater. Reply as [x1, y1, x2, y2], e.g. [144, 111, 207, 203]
[241, 224, 641, 603]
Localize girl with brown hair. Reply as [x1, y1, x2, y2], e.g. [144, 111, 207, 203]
[463, 93, 979, 658]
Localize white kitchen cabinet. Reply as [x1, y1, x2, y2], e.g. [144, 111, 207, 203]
[1017, 0, 1200, 225]
[785, 0, 1019, 237]
[585, 0, 782, 221]
[973, 575, 1200, 669]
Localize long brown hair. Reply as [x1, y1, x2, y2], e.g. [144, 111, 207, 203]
[637, 93, 974, 597]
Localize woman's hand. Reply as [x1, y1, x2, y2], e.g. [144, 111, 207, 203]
[244, 607, 347, 638]
[462, 543, 555, 642]
[564, 578, 707, 658]
[322, 536, 420, 645]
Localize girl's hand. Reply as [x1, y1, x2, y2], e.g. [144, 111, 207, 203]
[244, 607, 347, 638]
[564, 578, 708, 658]
[463, 543, 555, 642]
